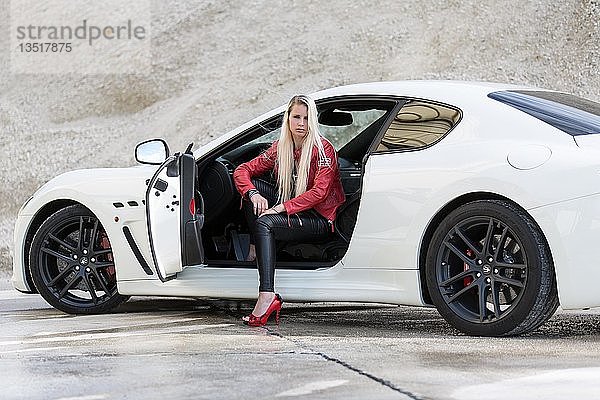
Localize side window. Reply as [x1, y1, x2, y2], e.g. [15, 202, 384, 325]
[316, 101, 395, 164]
[319, 109, 388, 150]
[375, 101, 461, 152]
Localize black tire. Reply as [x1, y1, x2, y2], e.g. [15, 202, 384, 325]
[425, 200, 559, 336]
[30, 205, 128, 314]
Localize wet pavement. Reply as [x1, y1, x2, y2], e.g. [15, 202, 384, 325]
[2, 282, 600, 400]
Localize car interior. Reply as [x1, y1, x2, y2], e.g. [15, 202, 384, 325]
[195, 99, 398, 269]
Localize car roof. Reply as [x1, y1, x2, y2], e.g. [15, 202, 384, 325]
[194, 80, 553, 157]
[311, 80, 538, 101]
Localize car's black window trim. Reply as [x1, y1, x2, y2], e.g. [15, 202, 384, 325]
[488, 90, 600, 136]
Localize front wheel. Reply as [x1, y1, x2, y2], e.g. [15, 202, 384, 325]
[30, 205, 128, 314]
[425, 200, 559, 336]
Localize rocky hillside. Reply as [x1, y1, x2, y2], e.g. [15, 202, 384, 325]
[0, 0, 599, 275]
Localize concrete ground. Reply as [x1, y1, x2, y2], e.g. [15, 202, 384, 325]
[2, 279, 600, 400]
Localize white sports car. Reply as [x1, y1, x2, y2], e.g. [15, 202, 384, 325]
[12, 81, 600, 336]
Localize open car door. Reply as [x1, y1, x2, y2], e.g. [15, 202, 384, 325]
[145, 144, 204, 281]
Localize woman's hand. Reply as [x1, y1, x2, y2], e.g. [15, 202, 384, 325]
[250, 193, 269, 216]
[259, 204, 285, 217]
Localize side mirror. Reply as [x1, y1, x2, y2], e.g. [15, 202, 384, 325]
[135, 139, 170, 165]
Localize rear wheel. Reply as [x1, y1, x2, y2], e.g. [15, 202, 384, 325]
[426, 200, 559, 336]
[30, 205, 127, 314]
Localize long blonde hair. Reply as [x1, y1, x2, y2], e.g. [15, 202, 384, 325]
[277, 95, 326, 203]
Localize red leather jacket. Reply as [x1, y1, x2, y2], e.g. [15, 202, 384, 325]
[233, 138, 346, 222]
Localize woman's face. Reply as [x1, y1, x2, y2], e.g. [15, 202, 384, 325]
[288, 103, 309, 145]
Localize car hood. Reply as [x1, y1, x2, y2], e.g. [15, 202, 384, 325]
[39, 165, 157, 190]
[22, 165, 158, 215]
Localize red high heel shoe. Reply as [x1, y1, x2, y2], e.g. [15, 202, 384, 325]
[245, 294, 282, 327]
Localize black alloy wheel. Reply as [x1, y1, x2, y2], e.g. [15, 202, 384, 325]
[30, 205, 127, 314]
[426, 200, 559, 336]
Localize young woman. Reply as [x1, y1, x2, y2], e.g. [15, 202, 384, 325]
[233, 94, 345, 327]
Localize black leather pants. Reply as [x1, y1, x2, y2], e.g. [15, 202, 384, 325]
[244, 179, 331, 292]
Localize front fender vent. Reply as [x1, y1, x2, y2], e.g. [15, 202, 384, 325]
[113, 201, 142, 208]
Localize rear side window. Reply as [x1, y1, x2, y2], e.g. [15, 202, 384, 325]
[374, 101, 461, 152]
[488, 90, 600, 136]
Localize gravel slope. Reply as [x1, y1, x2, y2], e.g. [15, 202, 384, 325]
[0, 0, 599, 275]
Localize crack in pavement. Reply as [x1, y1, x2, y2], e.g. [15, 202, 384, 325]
[218, 304, 426, 399]
[265, 328, 428, 400]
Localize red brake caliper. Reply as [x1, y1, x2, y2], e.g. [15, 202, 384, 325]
[99, 232, 115, 280]
[464, 249, 474, 286]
